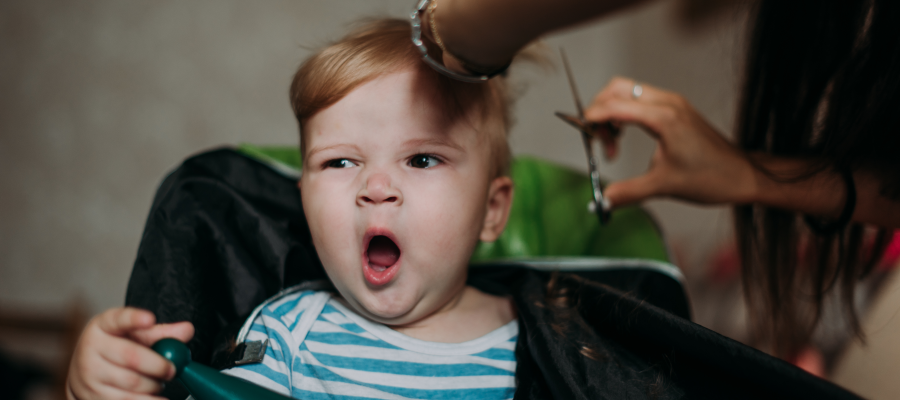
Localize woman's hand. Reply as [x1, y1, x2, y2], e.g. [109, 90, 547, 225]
[66, 307, 194, 400]
[584, 77, 759, 208]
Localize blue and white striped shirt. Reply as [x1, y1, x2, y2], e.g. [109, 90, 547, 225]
[223, 290, 518, 399]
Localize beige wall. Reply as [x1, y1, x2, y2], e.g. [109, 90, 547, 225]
[0, 1, 747, 318]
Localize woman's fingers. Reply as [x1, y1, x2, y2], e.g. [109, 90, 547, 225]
[582, 77, 677, 162]
[591, 76, 637, 103]
[98, 335, 176, 381]
[604, 171, 662, 208]
[582, 77, 760, 207]
[130, 321, 195, 347]
[591, 76, 680, 105]
[584, 97, 674, 139]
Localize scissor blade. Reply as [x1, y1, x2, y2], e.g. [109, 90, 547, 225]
[554, 111, 589, 132]
[559, 48, 584, 118]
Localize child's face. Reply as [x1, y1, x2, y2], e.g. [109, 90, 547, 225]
[299, 67, 512, 327]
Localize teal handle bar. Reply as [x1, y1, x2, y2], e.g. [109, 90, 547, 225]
[152, 338, 293, 400]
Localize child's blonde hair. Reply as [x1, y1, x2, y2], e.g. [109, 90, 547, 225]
[289, 18, 512, 178]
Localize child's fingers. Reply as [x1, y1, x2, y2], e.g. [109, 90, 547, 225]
[130, 321, 195, 347]
[94, 361, 165, 395]
[68, 352, 167, 400]
[99, 335, 176, 381]
[91, 384, 168, 400]
[95, 307, 156, 336]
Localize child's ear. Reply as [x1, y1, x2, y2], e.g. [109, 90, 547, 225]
[480, 176, 514, 242]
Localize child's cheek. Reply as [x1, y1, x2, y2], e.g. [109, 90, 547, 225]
[302, 175, 357, 261]
[408, 172, 483, 257]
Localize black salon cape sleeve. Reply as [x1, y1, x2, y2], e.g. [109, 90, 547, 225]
[125, 149, 863, 400]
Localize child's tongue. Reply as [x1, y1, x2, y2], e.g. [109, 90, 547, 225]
[367, 236, 400, 268]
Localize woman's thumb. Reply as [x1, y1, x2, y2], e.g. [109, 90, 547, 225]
[604, 174, 659, 209]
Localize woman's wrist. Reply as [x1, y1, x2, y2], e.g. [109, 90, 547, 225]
[745, 154, 846, 219]
[744, 153, 773, 205]
[428, 0, 516, 76]
[435, 0, 637, 69]
[422, 0, 644, 77]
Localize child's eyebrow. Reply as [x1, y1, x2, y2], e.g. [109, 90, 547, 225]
[402, 138, 464, 152]
[306, 143, 362, 159]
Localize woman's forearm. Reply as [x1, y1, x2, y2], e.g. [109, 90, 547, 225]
[435, 0, 644, 68]
[750, 156, 900, 228]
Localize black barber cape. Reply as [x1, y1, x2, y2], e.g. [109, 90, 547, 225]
[126, 149, 862, 400]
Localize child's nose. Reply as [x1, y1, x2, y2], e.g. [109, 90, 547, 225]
[358, 173, 402, 206]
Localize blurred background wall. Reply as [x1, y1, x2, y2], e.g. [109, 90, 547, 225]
[0, 1, 752, 396]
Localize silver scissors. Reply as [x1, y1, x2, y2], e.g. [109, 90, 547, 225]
[554, 48, 620, 225]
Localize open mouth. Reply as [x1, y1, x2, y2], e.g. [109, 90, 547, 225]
[364, 234, 401, 286]
[367, 235, 400, 270]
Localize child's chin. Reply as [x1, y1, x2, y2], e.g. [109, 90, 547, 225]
[356, 293, 420, 323]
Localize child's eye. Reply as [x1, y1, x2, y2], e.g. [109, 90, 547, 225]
[408, 154, 441, 169]
[325, 159, 358, 169]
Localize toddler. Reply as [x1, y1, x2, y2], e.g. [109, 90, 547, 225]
[67, 18, 519, 400]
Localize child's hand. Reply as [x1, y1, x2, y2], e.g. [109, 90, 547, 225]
[66, 307, 194, 400]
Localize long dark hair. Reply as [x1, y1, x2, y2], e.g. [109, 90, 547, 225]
[736, 0, 900, 357]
